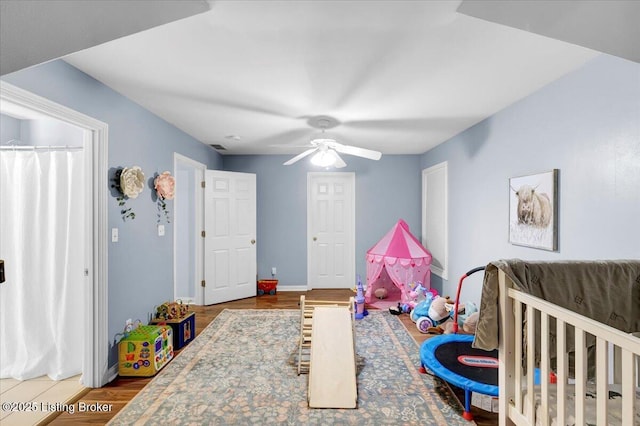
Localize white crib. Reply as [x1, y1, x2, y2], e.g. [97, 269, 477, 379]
[497, 269, 640, 426]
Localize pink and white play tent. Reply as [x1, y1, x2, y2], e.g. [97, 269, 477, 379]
[365, 219, 432, 306]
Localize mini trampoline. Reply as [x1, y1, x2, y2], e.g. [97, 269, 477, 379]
[419, 267, 498, 421]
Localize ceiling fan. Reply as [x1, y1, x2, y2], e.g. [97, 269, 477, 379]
[283, 115, 382, 168]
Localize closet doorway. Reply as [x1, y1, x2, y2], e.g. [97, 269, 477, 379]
[173, 153, 205, 305]
[0, 82, 108, 388]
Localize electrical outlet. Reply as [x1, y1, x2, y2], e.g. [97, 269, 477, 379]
[271, 267, 277, 276]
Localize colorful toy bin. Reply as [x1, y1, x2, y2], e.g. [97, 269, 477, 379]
[257, 279, 278, 295]
[150, 311, 195, 350]
[118, 325, 173, 377]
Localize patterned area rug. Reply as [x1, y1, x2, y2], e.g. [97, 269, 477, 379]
[108, 309, 472, 425]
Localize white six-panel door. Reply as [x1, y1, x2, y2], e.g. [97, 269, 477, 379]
[307, 172, 355, 289]
[204, 170, 256, 304]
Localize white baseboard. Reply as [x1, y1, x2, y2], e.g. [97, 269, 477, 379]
[277, 285, 309, 292]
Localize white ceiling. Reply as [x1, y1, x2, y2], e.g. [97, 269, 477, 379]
[27, 1, 628, 155]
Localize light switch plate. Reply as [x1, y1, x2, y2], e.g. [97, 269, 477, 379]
[158, 224, 165, 236]
[111, 228, 119, 242]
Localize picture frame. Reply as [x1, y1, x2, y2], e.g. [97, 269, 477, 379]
[508, 169, 558, 251]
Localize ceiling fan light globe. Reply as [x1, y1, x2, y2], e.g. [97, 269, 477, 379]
[311, 150, 336, 167]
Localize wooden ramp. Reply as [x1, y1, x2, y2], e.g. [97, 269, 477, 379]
[307, 304, 357, 409]
[297, 296, 355, 375]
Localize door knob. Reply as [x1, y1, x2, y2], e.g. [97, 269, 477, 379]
[251, 239, 256, 245]
[313, 237, 317, 241]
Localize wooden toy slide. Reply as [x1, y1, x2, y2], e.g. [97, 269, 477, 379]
[297, 295, 357, 409]
[297, 296, 355, 375]
[298, 295, 355, 374]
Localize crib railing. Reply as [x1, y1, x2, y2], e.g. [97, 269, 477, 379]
[498, 270, 640, 426]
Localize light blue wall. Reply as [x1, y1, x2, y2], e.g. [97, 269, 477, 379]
[2, 60, 223, 367]
[1, 114, 83, 147]
[223, 155, 423, 286]
[0, 114, 21, 143]
[421, 54, 640, 303]
[21, 117, 84, 147]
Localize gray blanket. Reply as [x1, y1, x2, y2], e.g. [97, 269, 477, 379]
[473, 260, 640, 367]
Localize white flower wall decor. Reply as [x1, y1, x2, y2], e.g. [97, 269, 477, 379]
[120, 166, 145, 199]
[112, 166, 145, 221]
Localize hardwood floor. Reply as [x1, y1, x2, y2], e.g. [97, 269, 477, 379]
[48, 290, 497, 425]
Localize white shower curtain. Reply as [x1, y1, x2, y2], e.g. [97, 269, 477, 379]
[0, 150, 84, 380]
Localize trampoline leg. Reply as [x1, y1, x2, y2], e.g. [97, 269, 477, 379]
[462, 389, 474, 421]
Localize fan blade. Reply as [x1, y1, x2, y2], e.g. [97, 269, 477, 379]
[283, 148, 317, 165]
[342, 116, 482, 131]
[332, 143, 382, 161]
[331, 150, 347, 168]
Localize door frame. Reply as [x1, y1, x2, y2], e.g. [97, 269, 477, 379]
[0, 82, 109, 387]
[306, 172, 355, 289]
[172, 153, 205, 305]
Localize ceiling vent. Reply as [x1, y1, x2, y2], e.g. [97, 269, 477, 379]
[210, 144, 226, 150]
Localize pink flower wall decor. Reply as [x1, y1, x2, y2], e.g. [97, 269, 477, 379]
[154, 171, 175, 224]
[154, 171, 175, 200]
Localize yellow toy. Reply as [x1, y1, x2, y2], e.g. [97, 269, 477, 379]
[118, 324, 173, 377]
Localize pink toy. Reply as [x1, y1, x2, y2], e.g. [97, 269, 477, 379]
[354, 276, 368, 319]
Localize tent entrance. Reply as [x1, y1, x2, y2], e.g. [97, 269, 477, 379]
[365, 265, 403, 310]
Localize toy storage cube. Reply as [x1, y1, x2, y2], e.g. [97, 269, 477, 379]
[118, 325, 174, 377]
[150, 311, 195, 349]
[257, 279, 278, 295]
